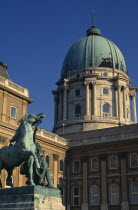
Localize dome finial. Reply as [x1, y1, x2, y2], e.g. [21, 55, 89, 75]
[92, 9, 95, 27]
[87, 10, 101, 36]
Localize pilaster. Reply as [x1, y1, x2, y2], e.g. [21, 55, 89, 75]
[2, 91, 8, 122]
[92, 82, 97, 116]
[58, 91, 63, 121]
[63, 84, 68, 120]
[84, 82, 90, 119]
[100, 154, 108, 210]
[53, 154, 59, 188]
[117, 85, 121, 118]
[123, 87, 127, 120]
[53, 92, 59, 125]
[66, 156, 71, 210]
[81, 157, 88, 210]
[120, 153, 129, 210]
[132, 93, 137, 123]
[115, 88, 118, 117]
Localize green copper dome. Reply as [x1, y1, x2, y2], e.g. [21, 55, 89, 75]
[61, 26, 127, 78]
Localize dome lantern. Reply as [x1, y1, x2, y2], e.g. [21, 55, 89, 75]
[86, 10, 101, 36]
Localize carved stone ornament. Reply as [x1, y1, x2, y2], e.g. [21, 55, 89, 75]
[53, 154, 59, 160]
[0, 136, 7, 144]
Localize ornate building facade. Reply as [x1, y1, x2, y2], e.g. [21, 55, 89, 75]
[0, 61, 68, 189]
[0, 20, 138, 210]
[53, 23, 138, 210]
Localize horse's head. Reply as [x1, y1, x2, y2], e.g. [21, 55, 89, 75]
[19, 113, 45, 126]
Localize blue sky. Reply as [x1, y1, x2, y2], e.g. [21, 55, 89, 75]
[0, 0, 138, 131]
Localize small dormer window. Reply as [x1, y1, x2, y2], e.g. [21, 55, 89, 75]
[10, 106, 17, 119]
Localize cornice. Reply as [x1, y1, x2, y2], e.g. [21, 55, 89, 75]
[0, 84, 33, 103]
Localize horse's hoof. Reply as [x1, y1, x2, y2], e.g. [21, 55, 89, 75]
[26, 180, 35, 186]
[47, 182, 55, 188]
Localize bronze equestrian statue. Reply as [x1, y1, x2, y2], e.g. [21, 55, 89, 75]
[0, 113, 54, 188]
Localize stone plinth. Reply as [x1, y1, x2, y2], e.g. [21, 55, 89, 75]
[0, 185, 65, 210]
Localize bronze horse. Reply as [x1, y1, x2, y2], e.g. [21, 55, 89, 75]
[0, 113, 44, 187]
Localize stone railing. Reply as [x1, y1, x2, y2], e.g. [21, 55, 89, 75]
[36, 129, 68, 146]
[98, 115, 119, 121]
[69, 128, 138, 147]
[0, 76, 29, 97]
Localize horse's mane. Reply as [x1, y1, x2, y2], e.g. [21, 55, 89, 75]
[10, 114, 29, 143]
[18, 114, 28, 124]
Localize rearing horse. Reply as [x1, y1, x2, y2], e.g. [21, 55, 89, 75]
[0, 113, 45, 187]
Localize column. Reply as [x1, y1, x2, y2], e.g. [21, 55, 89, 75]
[66, 156, 71, 210]
[115, 88, 118, 117]
[117, 86, 121, 118]
[132, 94, 137, 123]
[81, 157, 88, 210]
[120, 153, 129, 210]
[100, 154, 108, 210]
[53, 154, 59, 188]
[93, 82, 97, 115]
[58, 91, 62, 121]
[54, 93, 58, 125]
[85, 82, 90, 116]
[123, 88, 126, 120]
[63, 86, 68, 120]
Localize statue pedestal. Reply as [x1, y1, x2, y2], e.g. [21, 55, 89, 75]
[0, 185, 65, 210]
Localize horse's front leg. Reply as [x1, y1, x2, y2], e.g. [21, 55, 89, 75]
[26, 155, 35, 186]
[6, 168, 14, 187]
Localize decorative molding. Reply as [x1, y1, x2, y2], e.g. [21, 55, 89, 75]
[53, 154, 59, 160]
[100, 154, 108, 160]
[0, 135, 7, 144]
[119, 152, 127, 159]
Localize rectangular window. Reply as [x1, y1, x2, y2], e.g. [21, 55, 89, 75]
[91, 196, 99, 206]
[10, 106, 17, 119]
[75, 89, 80, 97]
[103, 88, 108, 94]
[74, 197, 79, 206]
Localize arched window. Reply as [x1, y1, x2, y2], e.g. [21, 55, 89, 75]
[103, 103, 110, 118]
[10, 106, 17, 119]
[46, 155, 50, 168]
[60, 160, 64, 172]
[73, 186, 80, 206]
[75, 105, 81, 117]
[131, 182, 138, 204]
[59, 185, 64, 204]
[90, 185, 99, 206]
[91, 158, 98, 171]
[110, 184, 119, 205]
[130, 153, 138, 168]
[110, 156, 118, 169]
[73, 160, 80, 173]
